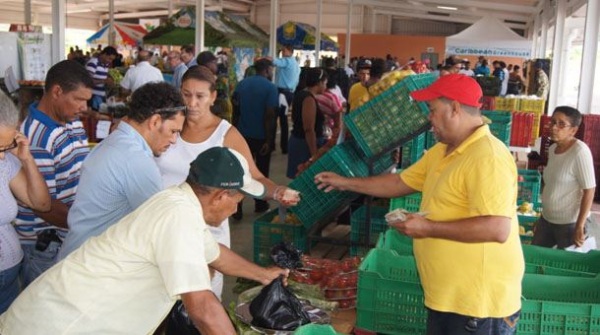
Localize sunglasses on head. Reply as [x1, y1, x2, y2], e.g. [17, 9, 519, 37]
[153, 106, 188, 117]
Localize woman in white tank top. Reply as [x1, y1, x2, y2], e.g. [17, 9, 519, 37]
[155, 66, 299, 299]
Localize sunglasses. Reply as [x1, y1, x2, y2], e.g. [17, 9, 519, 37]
[0, 138, 17, 153]
[550, 119, 573, 129]
[153, 106, 188, 117]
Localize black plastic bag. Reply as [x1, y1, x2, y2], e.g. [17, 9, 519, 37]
[249, 276, 311, 331]
[165, 300, 201, 335]
[270, 242, 303, 269]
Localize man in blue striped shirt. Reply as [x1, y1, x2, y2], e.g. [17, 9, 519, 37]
[17, 60, 94, 286]
[85, 46, 118, 110]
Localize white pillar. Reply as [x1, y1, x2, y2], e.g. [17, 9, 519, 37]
[108, 0, 115, 46]
[531, 16, 539, 58]
[577, 0, 600, 114]
[196, 0, 205, 52]
[344, 0, 352, 64]
[315, 0, 322, 67]
[51, 0, 66, 64]
[269, 0, 278, 58]
[25, 0, 32, 25]
[539, 12, 548, 58]
[548, 0, 566, 114]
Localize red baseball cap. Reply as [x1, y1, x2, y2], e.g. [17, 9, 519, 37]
[410, 74, 482, 108]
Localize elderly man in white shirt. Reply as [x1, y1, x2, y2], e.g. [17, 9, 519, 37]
[120, 49, 164, 95]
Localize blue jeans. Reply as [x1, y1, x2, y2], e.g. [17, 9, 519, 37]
[0, 263, 21, 313]
[21, 241, 62, 287]
[426, 308, 520, 335]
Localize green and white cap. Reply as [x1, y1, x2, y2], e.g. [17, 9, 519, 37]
[188, 147, 265, 198]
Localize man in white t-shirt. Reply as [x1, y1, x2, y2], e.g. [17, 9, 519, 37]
[0, 147, 288, 335]
[120, 50, 164, 95]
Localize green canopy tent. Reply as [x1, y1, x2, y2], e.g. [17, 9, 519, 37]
[143, 7, 267, 48]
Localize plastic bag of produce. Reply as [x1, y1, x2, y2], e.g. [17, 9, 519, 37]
[165, 300, 201, 335]
[271, 242, 303, 269]
[249, 276, 311, 331]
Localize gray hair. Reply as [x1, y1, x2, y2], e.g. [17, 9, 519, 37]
[439, 97, 480, 116]
[0, 91, 19, 128]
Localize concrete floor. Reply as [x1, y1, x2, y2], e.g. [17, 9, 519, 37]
[220, 145, 600, 308]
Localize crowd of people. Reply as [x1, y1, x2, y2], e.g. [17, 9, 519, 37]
[0, 43, 596, 334]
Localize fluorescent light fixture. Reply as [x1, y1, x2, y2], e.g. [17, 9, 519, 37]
[437, 6, 458, 10]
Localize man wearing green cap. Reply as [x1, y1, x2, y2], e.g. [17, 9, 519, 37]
[0, 147, 288, 335]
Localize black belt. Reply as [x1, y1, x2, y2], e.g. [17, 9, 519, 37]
[278, 88, 294, 93]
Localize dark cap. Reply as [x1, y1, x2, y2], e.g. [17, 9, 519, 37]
[196, 51, 218, 66]
[188, 147, 265, 197]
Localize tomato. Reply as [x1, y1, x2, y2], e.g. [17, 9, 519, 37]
[341, 259, 354, 273]
[338, 299, 352, 309]
[344, 288, 357, 298]
[325, 290, 336, 299]
[309, 268, 324, 282]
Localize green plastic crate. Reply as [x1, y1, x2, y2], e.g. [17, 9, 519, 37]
[517, 169, 541, 205]
[400, 132, 426, 168]
[356, 249, 425, 334]
[253, 209, 308, 266]
[518, 203, 542, 245]
[350, 206, 388, 256]
[482, 110, 512, 146]
[356, 247, 600, 334]
[344, 73, 437, 158]
[293, 324, 341, 335]
[519, 274, 600, 335]
[389, 192, 422, 213]
[522, 244, 600, 274]
[375, 228, 414, 256]
[424, 130, 437, 150]
[289, 140, 395, 229]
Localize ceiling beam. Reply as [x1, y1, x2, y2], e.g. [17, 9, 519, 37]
[353, 0, 529, 26]
[402, 0, 536, 14]
[389, 11, 526, 30]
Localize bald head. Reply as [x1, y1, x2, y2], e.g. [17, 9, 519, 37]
[137, 50, 152, 62]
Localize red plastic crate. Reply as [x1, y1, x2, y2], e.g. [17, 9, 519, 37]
[510, 112, 534, 147]
[481, 96, 496, 111]
[579, 115, 600, 163]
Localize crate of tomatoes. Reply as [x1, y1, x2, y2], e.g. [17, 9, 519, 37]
[289, 255, 361, 310]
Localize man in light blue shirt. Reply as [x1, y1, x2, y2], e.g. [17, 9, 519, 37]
[271, 45, 300, 154]
[58, 82, 186, 259]
[167, 50, 187, 89]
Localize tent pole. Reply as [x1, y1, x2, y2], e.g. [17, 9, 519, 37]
[548, 0, 566, 114]
[315, 0, 322, 67]
[196, 0, 205, 52]
[109, 0, 115, 47]
[269, 0, 278, 59]
[168, 0, 173, 51]
[577, 0, 600, 114]
[51, 0, 66, 64]
[344, 0, 352, 66]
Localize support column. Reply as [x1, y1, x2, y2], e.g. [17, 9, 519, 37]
[108, 0, 115, 46]
[269, 0, 278, 59]
[51, 0, 66, 64]
[539, 12, 548, 58]
[315, 0, 322, 67]
[577, 0, 600, 114]
[548, 0, 566, 114]
[25, 0, 32, 25]
[196, 0, 205, 52]
[531, 16, 539, 58]
[344, 0, 352, 64]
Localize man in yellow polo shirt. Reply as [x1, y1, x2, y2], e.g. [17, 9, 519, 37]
[348, 59, 371, 111]
[315, 74, 524, 334]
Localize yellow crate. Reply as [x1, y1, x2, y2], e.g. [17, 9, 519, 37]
[530, 114, 542, 146]
[521, 99, 546, 114]
[495, 97, 520, 111]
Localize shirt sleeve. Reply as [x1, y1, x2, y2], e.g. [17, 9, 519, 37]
[30, 146, 58, 199]
[574, 143, 596, 190]
[85, 60, 97, 76]
[464, 155, 517, 218]
[153, 204, 220, 297]
[120, 71, 132, 90]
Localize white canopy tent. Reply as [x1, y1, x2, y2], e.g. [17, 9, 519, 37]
[445, 16, 532, 58]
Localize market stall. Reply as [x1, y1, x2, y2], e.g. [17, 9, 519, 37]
[143, 7, 268, 81]
[86, 22, 148, 48]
